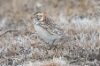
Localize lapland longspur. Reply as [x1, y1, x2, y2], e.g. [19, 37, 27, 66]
[33, 12, 69, 47]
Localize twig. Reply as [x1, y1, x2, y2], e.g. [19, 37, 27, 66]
[0, 29, 18, 37]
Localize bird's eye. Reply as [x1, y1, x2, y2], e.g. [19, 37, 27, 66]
[40, 15, 42, 17]
[36, 15, 39, 17]
[37, 15, 42, 18]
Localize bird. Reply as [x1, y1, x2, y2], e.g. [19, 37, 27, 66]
[33, 12, 69, 48]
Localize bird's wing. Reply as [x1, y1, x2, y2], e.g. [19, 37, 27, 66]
[40, 17, 64, 35]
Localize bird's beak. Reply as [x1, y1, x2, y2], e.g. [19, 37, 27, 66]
[31, 15, 34, 20]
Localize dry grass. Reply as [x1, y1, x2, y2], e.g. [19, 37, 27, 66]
[0, 0, 100, 66]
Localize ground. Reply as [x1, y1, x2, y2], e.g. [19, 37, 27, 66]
[0, 0, 100, 66]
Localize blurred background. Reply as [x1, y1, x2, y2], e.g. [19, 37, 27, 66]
[0, 0, 100, 30]
[0, 0, 99, 19]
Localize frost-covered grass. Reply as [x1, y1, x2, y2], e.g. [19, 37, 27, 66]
[0, 0, 100, 66]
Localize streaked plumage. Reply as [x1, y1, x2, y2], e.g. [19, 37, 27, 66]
[33, 12, 68, 45]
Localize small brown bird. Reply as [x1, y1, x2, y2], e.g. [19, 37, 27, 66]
[33, 12, 69, 48]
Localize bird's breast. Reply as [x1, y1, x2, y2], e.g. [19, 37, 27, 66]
[34, 24, 52, 39]
[34, 24, 48, 35]
[34, 24, 61, 43]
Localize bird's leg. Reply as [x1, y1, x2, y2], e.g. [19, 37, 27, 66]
[57, 38, 68, 49]
[49, 39, 56, 50]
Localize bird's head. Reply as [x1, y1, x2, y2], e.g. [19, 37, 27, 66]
[34, 12, 46, 21]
